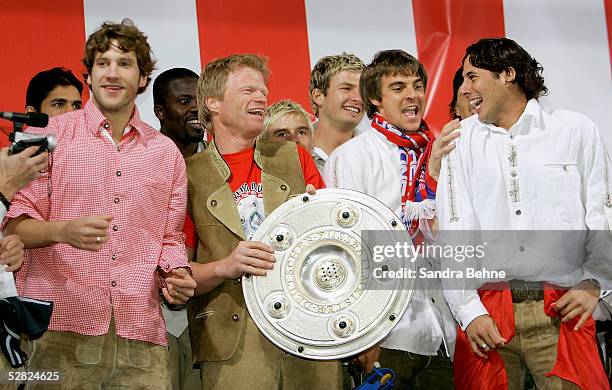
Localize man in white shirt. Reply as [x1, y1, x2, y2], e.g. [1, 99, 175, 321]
[437, 37, 611, 389]
[325, 49, 457, 389]
[310, 53, 365, 173]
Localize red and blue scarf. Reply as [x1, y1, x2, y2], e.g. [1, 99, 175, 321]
[371, 114, 436, 236]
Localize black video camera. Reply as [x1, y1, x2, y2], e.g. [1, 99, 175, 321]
[1, 111, 55, 156]
[9, 131, 56, 156]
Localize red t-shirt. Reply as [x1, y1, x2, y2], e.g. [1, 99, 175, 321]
[183, 144, 324, 245]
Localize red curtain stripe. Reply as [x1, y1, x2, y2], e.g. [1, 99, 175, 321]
[195, 0, 312, 112]
[412, 0, 505, 133]
[0, 0, 87, 147]
[605, 0, 612, 78]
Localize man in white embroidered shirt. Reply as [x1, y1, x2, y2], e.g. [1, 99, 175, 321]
[436, 38, 611, 389]
[324, 50, 457, 389]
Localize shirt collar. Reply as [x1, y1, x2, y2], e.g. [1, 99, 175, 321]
[512, 98, 545, 132]
[312, 146, 329, 161]
[475, 98, 545, 135]
[84, 100, 155, 144]
[204, 139, 263, 181]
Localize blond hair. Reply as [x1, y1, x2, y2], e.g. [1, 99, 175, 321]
[198, 54, 270, 131]
[309, 53, 365, 117]
[260, 100, 313, 141]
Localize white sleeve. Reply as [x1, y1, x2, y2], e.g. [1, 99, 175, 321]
[580, 122, 612, 297]
[323, 148, 367, 192]
[436, 148, 488, 330]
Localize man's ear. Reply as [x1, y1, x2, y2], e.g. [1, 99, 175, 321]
[153, 105, 165, 121]
[205, 97, 220, 115]
[370, 98, 381, 110]
[311, 88, 325, 107]
[502, 67, 517, 84]
[25, 106, 36, 113]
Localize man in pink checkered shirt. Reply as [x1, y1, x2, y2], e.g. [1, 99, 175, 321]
[3, 19, 196, 389]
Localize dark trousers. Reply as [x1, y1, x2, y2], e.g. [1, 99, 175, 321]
[378, 347, 454, 389]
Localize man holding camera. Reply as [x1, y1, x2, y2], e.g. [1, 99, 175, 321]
[0, 146, 47, 388]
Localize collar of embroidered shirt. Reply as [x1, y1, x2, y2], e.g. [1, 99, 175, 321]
[476, 98, 545, 136]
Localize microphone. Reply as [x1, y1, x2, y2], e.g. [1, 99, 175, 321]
[0, 112, 48, 127]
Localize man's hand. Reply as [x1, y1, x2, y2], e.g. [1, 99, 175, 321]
[0, 146, 48, 199]
[215, 241, 275, 280]
[305, 184, 316, 195]
[465, 314, 506, 358]
[351, 345, 381, 374]
[0, 234, 25, 272]
[162, 267, 197, 305]
[552, 280, 600, 331]
[56, 215, 112, 251]
[428, 119, 461, 181]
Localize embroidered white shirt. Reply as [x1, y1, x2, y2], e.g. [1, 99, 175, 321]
[437, 99, 612, 330]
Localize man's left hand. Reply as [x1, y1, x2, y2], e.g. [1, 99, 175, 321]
[552, 280, 600, 331]
[428, 119, 461, 181]
[162, 267, 197, 305]
[0, 234, 25, 272]
[305, 184, 316, 195]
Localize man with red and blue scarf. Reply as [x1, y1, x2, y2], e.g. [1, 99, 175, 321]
[324, 49, 458, 389]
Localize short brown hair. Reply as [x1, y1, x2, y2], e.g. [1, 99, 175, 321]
[198, 54, 270, 131]
[360, 50, 427, 118]
[309, 53, 364, 117]
[83, 18, 156, 94]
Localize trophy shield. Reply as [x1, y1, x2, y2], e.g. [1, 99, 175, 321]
[243, 188, 415, 360]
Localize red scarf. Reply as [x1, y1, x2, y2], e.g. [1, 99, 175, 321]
[371, 114, 435, 236]
[453, 283, 609, 390]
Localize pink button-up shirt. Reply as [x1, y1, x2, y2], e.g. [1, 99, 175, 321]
[4, 100, 188, 345]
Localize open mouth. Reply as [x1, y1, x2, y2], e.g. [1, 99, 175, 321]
[247, 108, 264, 117]
[401, 105, 419, 118]
[186, 119, 203, 129]
[342, 105, 361, 114]
[469, 97, 483, 111]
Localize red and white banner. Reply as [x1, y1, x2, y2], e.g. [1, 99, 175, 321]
[0, 0, 610, 148]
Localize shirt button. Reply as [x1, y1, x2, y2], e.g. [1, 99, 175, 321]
[210, 200, 217, 207]
[232, 314, 240, 322]
[515, 210, 522, 216]
[103, 123, 110, 129]
[116, 170, 121, 177]
[234, 278, 241, 285]
[562, 165, 568, 172]
[511, 171, 517, 177]
[431, 298, 436, 304]
[111, 281, 117, 287]
[519, 246, 525, 252]
[112, 225, 118, 231]
[111, 254, 117, 260]
[509, 134, 515, 139]
[113, 197, 120, 204]
[280, 185, 287, 191]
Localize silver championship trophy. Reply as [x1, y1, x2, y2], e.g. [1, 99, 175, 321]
[243, 188, 415, 360]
